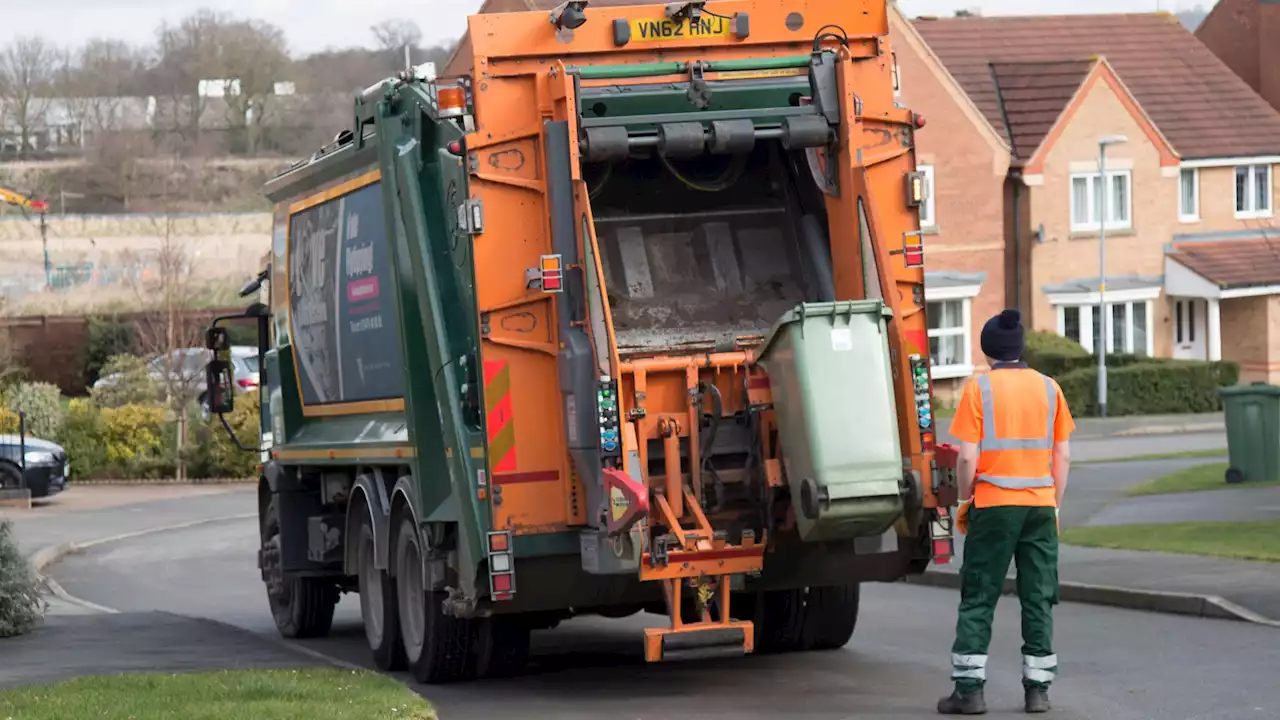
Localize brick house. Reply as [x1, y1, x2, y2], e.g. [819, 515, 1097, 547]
[1195, 0, 1280, 115]
[888, 9, 1012, 399]
[912, 13, 1280, 382]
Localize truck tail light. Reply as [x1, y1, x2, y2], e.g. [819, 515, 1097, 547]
[931, 515, 955, 565]
[539, 254, 563, 293]
[487, 530, 516, 600]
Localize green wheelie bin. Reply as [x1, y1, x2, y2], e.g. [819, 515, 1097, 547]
[1218, 382, 1280, 484]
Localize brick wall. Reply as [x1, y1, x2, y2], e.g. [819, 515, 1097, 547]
[1182, 163, 1280, 230]
[1027, 75, 1176, 355]
[890, 13, 1011, 401]
[1220, 295, 1272, 382]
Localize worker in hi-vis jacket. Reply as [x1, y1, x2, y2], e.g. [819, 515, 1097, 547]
[936, 309, 1074, 716]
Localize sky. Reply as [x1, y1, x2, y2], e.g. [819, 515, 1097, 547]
[0, 0, 1216, 56]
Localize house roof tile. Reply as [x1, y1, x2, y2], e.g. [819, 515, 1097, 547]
[1169, 236, 1280, 288]
[913, 13, 1280, 159]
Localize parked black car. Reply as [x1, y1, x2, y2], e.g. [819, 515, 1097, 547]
[0, 435, 69, 498]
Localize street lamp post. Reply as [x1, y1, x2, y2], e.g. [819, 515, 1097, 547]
[1097, 135, 1128, 418]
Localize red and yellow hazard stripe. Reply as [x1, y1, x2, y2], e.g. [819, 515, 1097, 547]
[484, 360, 517, 473]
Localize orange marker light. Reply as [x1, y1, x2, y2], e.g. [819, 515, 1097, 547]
[436, 86, 467, 117]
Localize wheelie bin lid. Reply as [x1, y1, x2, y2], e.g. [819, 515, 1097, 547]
[756, 300, 893, 360]
[1219, 382, 1280, 397]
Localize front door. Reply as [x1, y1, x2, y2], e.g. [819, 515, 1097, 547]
[1173, 298, 1205, 360]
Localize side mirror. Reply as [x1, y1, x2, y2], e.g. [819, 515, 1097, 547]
[205, 358, 235, 414]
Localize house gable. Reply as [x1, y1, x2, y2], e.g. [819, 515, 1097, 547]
[1024, 58, 1180, 175]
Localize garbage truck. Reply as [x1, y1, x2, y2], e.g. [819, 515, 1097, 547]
[204, 0, 960, 684]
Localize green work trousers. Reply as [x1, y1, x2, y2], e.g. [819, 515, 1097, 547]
[950, 504, 1059, 694]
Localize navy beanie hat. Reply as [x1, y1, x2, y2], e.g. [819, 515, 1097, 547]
[980, 308, 1025, 362]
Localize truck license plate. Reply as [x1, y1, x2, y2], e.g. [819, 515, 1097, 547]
[629, 15, 732, 42]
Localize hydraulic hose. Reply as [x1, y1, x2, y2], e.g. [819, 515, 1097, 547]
[697, 381, 725, 513]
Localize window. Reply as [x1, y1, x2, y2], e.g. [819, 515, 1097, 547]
[1235, 164, 1272, 218]
[927, 298, 969, 378]
[1069, 170, 1132, 232]
[1179, 168, 1199, 222]
[1056, 299, 1153, 356]
[918, 164, 935, 229]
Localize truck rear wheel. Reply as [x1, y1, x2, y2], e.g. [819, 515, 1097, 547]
[472, 614, 531, 679]
[358, 513, 406, 671]
[754, 588, 805, 654]
[800, 583, 860, 651]
[261, 496, 339, 639]
[394, 515, 473, 684]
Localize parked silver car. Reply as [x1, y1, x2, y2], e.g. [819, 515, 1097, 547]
[92, 346, 261, 404]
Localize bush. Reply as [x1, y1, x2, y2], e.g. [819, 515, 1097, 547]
[57, 399, 108, 480]
[0, 520, 43, 638]
[187, 392, 261, 479]
[1058, 360, 1240, 417]
[89, 354, 163, 409]
[84, 316, 138, 386]
[0, 407, 17, 434]
[99, 403, 171, 477]
[3, 382, 65, 441]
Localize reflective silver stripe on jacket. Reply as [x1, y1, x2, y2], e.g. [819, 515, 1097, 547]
[975, 373, 1057, 490]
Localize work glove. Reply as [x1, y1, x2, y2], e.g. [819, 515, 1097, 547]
[956, 499, 971, 535]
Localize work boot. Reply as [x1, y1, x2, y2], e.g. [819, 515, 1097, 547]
[1024, 686, 1050, 713]
[937, 688, 987, 715]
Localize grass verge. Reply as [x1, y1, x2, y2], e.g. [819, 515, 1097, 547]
[1077, 448, 1227, 465]
[1060, 520, 1280, 563]
[1124, 462, 1280, 496]
[0, 668, 435, 720]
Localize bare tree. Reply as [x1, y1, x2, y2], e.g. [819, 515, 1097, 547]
[0, 36, 62, 158]
[212, 18, 291, 156]
[57, 39, 149, 146]
[370, 19, 423, 61]
[152, 9, 228, 148]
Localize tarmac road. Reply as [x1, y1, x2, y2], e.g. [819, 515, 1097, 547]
[53, 515, 1280, 720]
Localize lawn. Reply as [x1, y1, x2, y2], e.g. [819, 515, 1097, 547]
[1123, 462, 1280, 496]
[1078, 448, 1227, 465]
[1060, 520, 1280, 563]
[0, 668, 435, 720]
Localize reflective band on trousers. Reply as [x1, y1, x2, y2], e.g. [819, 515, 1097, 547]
[975, 373, 1056, 490]
[952, 653, 987, 680]
[1023, 654, 1058, 683]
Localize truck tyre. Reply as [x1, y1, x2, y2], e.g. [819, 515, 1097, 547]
[755, 588, 805, 654]
[358, 512, 407, 671]
[472, 614, 531, 679]
[394, 515, 473, 684]
[261, 496, 339, 639]
[800, 583, 860, 651]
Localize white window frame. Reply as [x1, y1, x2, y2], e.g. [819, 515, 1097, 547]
[1178, 167, 1199, 223]
[1069, 170, 1133, 232]
[918, 164, 936, 230]
[1048, 287, 1159, 357]
[924, 283, 980, 380]
[1234, 163, 1273, 219]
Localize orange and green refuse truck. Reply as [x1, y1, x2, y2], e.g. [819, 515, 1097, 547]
[204, 0, 960, 684]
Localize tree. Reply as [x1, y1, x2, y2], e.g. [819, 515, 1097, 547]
[370, 19, 423, 63]
[0, 36, 61, 158]
[211, 18, 292, 155]
[56, 39, 150, 147]
[152, 9, 227, 148]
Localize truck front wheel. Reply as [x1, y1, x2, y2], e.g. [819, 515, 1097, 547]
[261, 496, 339, 639]
[358, 512, 406, 671]
[394, 515, 473, 684]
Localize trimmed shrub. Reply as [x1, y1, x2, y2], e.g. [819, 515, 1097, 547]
[3, 382, 64, 440]
[100, 403, 169, 469]
[0, 407, 18, 434]
[84, 315, 139, 386]
[1058, 360, 1240, 417]
[0, 520, 43, 638]
[187, 392, 261, 479]
[57, 398, 108, 480]
[89, 354, 163, 409]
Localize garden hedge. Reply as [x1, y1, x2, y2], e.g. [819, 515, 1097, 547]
[1021, 330, 1239, 417]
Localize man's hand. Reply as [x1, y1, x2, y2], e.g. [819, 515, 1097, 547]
[956, 499, 972, 535]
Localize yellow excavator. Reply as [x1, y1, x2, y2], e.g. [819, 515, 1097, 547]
[0, 187, 48, 214]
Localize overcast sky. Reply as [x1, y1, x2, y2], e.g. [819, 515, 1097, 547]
[1, 0, 1214, 55]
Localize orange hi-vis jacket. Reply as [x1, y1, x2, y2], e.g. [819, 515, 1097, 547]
[948, 362, 1076, 508]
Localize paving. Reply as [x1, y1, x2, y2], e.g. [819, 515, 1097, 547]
[935, 413, 1227, 464]
[0, 611, 324, 690]
[1084, 483, 1280, 526]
